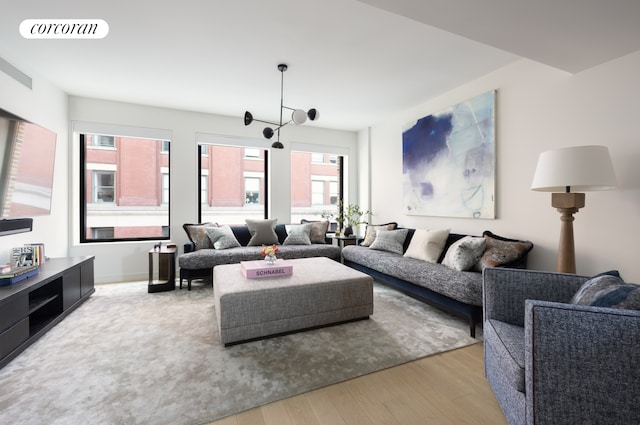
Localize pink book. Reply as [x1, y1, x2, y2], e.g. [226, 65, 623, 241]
[240, 259, 293, 279]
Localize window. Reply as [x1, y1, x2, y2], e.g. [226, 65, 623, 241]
[91, 135, 115, 148]
[80, 133, 170, 242]
[199, 143, 267, 225]
[290, 149, 343, 223]
[245, 177, 260, 204]
[311, 180, 324, 205]
[93, 171, 115, 203]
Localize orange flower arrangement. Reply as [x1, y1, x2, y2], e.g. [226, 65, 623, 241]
[261, 244, 280, 257]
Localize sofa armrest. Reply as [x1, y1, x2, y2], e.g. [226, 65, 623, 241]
[525, 300, 640, 425]
[183, 242, 196, 253]
[483, 267, 587, 326]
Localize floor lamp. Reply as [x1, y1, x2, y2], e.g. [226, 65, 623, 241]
[531, 146, 617, 273]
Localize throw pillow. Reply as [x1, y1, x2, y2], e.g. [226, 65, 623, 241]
[300, 219, 329, 244]
[403, 228, 451, 263]
[284, 224, 312, 245]
[246, 218, 278, 246]
[474, 231, 533, 271]
[369, 228, 409, 255]
[442, 236, 486, 271]
[204, 225, 241, 250]
[571, 271, 640, 310]
[182, 222, 218, 250]
[361, 222, 398, 247]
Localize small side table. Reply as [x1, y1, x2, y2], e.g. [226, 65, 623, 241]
[148, 246, 176, 293]
[332, 235, 362, 248]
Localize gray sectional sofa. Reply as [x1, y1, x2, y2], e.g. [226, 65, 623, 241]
[342, 228, 533, 337]
[178, 221, 340, 290]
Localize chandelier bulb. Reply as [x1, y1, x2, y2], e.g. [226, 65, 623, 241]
[263, 127, 274, 139]
[291, 109, 307, 125]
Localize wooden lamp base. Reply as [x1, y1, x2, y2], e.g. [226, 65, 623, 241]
[551, 192, 585, 274]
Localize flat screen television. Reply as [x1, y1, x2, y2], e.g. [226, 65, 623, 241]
[0, 108, 57, 219]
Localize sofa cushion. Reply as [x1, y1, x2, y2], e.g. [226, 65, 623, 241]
[183, 222, 218, 250]
[403, 228, 450, 263]
[571, 272, 640, 309]
[204, 225, 241, 250]
[284, 224, 312, 245]
[300, 219, 329, 244]
[475, 231, 533, 271]
[442, 236, 486, 271]
[246, 219, 278, 246]
[369, 228, 409, 255]
[361, 222, 397, 247]
[485, 319, 526, 393]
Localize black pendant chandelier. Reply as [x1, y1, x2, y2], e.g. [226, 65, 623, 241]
[244, 63, 319, 149]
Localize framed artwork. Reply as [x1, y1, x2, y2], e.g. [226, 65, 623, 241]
[402, 90, 496, 219]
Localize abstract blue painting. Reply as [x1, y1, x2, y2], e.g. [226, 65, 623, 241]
[402, 90, 495, 219]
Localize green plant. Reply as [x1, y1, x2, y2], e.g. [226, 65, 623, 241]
[322, 200, 371, 229]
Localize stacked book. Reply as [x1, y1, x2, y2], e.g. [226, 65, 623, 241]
[0, 264, 39, 286]
[10, 244, 46, 267]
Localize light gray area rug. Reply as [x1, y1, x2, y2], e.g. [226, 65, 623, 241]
[0, 280, 480, 425]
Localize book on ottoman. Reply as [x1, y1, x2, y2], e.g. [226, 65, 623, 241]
[240, 259, 293, 279]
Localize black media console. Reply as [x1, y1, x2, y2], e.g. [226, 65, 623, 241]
[0, 256, 95, 369]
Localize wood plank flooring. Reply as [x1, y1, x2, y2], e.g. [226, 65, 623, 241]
[205, 343, 507, 425]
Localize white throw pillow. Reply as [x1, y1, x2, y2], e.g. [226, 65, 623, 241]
[442, 236, 486, 271]
[284, 224, 312, 245]
[403, 228, 450, 263]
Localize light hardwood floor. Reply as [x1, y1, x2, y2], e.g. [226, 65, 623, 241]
[205, 343, 507, 425]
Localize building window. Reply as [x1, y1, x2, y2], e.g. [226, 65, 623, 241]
[93, 171, 115, 203]
[311, 180, 324, 205]
[290, 150, 343, 223]
[91, 135, 115, 148]
[199, 144, 267, 224]
[80, 133, 170, 242]
[244, 177, 261, 204]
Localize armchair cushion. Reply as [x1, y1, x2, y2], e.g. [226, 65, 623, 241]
[571, 272, 640, 309]
[485, 319, 525, 393]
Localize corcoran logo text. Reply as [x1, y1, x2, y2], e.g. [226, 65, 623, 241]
[20, 19, 109, 39]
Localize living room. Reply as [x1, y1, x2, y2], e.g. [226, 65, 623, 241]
[1, 1, 640, 423]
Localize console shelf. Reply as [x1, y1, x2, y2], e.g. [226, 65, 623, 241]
[0, 256, 94, 369]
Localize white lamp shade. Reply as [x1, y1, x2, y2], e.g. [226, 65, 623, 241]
[531, 145, 617, 192]
[291, 109, 307, 125]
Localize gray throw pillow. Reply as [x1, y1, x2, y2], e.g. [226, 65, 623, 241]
[361, 222, 397, 247]
[246, 218, 278, 246]
[571, 272, 640, 310]
[204, 225, 241, 250]
[369, 228, 409, 255]
[284, 224, 312, 245]
[442, 236, 486, 271]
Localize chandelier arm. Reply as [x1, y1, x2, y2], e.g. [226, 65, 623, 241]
[250, 118, 280, 126]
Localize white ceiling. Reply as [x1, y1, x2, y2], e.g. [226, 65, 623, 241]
[1, 0, 639, 132]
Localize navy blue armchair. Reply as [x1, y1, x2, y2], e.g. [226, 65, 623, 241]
[483, 267, 640, 425]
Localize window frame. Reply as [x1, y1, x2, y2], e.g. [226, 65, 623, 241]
[79, 133, 171, 243]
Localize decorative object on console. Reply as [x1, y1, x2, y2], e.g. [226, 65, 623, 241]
[531, 145, 617, 273]
[243, 63, 319, 149]
[322, 199, 371, 236]
[402, 90, 495, 219]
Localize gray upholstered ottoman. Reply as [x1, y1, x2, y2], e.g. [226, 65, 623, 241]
[213, 257, 374, 346]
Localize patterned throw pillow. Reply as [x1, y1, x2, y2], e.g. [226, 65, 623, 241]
[571, 271, 640, 310]
[204, 225, 241, 250]
[183, 222, 218, 250]
[403, 228, 450, 263]
[442, 236, 486, 271]
[246, 218, 279, 246]
[369, 228, 409, 255]
[284, 224, 312, 245]
[474, 231, 533, 271]
[300, 219, 329, 244]
[361, 222, 398, 247]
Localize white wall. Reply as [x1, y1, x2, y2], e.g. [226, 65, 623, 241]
[68, 97, 358, 283]
[0, 65, 69, 265]
[364, 53, 640, 282]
